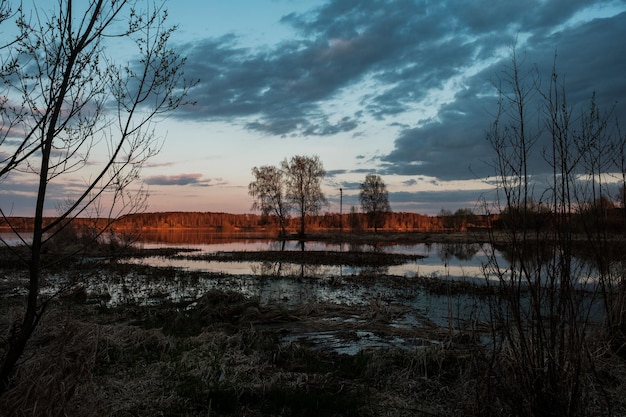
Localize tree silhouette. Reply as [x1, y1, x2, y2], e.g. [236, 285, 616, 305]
[249, 165, 291, 236]
[479, 47, 625, 415]
[359, 174, 390, 232]
[282, 155, 327, 237]
[0, 0, 192, 394]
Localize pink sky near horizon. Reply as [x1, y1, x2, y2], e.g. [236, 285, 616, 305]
[2, 1, 625, 219]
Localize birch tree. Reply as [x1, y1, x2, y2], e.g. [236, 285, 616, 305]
[359, 174, 390, 232]
[281, 155, 327, 237]
[249, 165, 291, 236]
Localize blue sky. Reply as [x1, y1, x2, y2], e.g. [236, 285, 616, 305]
[2, 0, 626, 216]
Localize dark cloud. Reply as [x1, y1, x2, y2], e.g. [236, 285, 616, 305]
[170, 1, 624, 185]
[1, 138, 26, 147]
[339, 180, 362, 191]
[382, 11, 626, 181]
[174, 0, 502, 132]
[0, 174, 88, 216]
[177, 28, 375, 136]
[380, 92, 493, 180]
[144, 173, 214, 187]
[389, 189, 496, 213]
[325, 169, 348, 177]
[531, 11, 626, 106]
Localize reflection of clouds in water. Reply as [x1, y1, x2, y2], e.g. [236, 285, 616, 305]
[133, 256, 489, 281]
[93, 239, 514, 307]
[251, 261, 327, 278]
[43, 266, 482, 333]
[124, 240, 501, 281]
[438, 243, 481, 261]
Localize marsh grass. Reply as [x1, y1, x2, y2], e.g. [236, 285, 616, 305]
[0, 285, 477, 416]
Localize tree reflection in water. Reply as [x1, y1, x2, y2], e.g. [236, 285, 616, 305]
[438, 243, 482, 262]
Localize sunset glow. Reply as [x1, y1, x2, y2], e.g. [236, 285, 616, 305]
[2, 0, 625, 217]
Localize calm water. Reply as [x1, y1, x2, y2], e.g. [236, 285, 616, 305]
[3, 231, 608, 353]
[0, 230, 503, 280]
[129, 231, 500, 281]
[96, 232, 491, 330]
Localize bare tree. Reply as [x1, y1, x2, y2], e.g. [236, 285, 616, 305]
[477, 48, 624, 416]
[0, 0, 192, 395]
[281, 155, 327, 237]
[249, 165, 291, 236]
[609, 124, 626, 226]
[359, 173, 390, 232]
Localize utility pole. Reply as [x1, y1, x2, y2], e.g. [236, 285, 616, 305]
[339, 188, 343, 232]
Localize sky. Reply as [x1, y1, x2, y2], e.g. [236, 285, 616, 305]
[1, 0, 626, 217]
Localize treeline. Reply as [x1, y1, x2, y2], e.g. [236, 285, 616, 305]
[116, 212, 266, 231]
[0, 212, 491, 233]
[0, 217, 111, 232]
[3, 208, 625, 234]
[111, 211, 493, 232]
[494, 205, 626, 234]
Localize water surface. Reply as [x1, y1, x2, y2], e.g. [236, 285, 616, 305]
[130, 232, 498, 281]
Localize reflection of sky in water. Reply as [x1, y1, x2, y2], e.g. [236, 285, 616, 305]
[1, 232, 500, 280]
[6, 231, 609, 355]
[79, 266, 471, 325]
[127, 240, 504, 281]
[28, 236, 606, 334]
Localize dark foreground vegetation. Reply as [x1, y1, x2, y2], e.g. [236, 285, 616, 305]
[0, 285, 472, 416]
[2, 230, 626, 416]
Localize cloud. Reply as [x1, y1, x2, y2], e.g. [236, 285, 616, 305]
[144, 173, 214, 187]
[380, 93, 493, 180]
[145, 161, 176, 169]
[174, 0, 506, 134]
[325, 169, 348, 177]
[381, 10, 626, 182]
[176, 31, 368, 136]
[172, 1, 625, 156]
[389, 189, 496, 213]
[0, 172, 90, 216]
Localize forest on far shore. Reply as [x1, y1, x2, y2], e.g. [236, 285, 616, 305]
[2, 206, 625, 234]
[1, 210, 488, 234]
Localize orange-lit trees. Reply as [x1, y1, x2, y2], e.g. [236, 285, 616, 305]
[249, 155, 327, 237]
[359, 174, 390, 232]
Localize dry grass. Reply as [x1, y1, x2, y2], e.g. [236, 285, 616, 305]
[1, 311, 103, 416]
[2, 288, 626, 416]
[0, 290, 475, 417]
